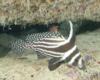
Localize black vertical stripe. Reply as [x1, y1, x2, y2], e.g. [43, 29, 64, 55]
[72, 55, 81, 66]
[64, 48, 79, 63]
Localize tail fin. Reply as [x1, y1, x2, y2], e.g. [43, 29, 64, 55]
[0, 34, 27, 55]
[0, 34, 17, 48]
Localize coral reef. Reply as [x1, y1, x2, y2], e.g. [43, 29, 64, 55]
[0, 0, 100, 26]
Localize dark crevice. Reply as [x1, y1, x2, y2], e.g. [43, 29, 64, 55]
[0, 20, 100, 36]
[76, 20, 100, 34]
[0, 24, 48, 37]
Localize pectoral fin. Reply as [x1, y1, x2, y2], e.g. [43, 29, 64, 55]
[48, 57, 63, 71]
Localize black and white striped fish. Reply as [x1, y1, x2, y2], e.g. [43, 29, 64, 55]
[10, 21, 85, 71]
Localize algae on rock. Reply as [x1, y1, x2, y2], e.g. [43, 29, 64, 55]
[0, 0, 100, 27]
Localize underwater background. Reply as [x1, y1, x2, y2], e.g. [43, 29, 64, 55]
[0, 20, 100, 80]
[0, 0, 100, 80]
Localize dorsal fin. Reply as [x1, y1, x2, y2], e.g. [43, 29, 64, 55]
[60, 20, 75, 44]
[68, 21, 75, 44]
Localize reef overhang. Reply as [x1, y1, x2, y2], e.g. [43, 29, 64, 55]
[0, 0, 100, 27]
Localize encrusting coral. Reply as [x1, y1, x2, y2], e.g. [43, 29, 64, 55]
[0, 0, 100, 27]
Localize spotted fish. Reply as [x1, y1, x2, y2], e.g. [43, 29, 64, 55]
[10, 21, 85, 71]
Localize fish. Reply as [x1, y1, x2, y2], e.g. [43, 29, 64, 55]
[10, 21, 86, 71]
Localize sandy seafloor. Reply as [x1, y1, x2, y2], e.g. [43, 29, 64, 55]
[0, 29, 100, 80]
